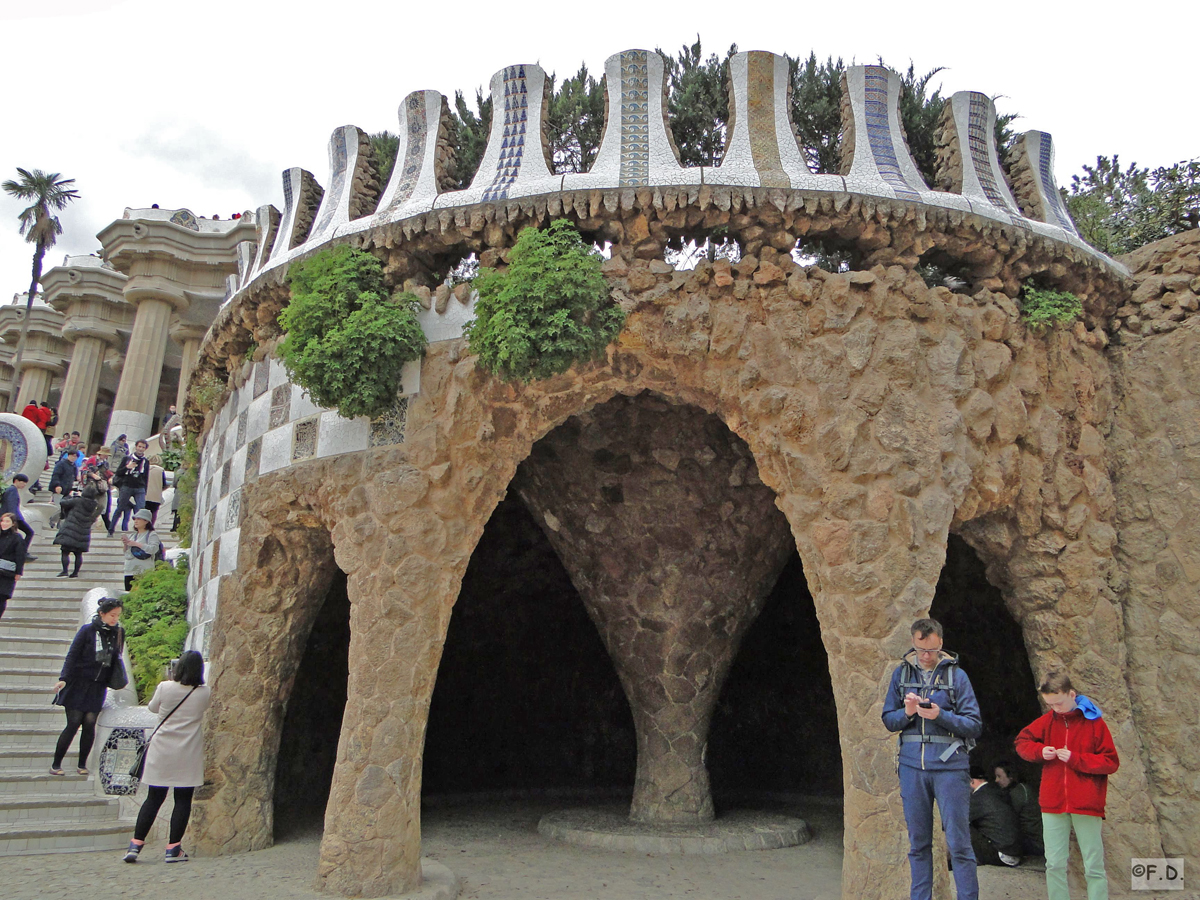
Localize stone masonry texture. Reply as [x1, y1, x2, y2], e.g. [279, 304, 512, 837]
[185, 217, 1200, 899]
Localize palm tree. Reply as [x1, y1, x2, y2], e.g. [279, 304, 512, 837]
[2, 168, 80, 411]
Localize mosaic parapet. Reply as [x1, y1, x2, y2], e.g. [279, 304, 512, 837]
[184, 354, 421, 655]
[937, 91, 1023, 226]
[251, 204, 281, 277]
[564, 49, 699, 190]
[235, 240, 256, 289]
[435, 64, 558, 208]
[268, 167, 324, 266]
[1009, 130, 1079, 237]
[371, 91, 455, 225]
[229, 53, 1122, 313]
[711, 50, 825, 190]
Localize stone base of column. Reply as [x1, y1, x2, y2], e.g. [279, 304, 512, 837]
[538, 806, 810, 854]
[105, 408, 153, 446]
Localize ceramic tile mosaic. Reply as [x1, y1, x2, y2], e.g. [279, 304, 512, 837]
[1028, 131, 1077, 232]
[253, 359, 270, 398]
[209, 537, 220, 581]
[618, 51, 651, 187]
[861, 67, 922, 201]
[483, 66, 532, 202]
[292, 415, 319, 461]
[207, 508, 217, 545]
[384, 93, 429, 210]
[236, 409, 248, 449]
[370, 396, 408, 447]
[310, 126, 349, 238]
[251, 203, 280, 274]
[269, 384, 291, 428]
[245, 436, 262, 482]
[220, 459, 232, 498]
[169, 209, 199, 230]
[225, 489, 241, 531]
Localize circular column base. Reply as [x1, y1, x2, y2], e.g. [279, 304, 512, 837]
[537, 806, 811, 854]
[409, 859, 460, 900]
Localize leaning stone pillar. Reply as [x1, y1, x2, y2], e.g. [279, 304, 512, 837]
[514, 394, 794, 824]
[14, 364, 56, 413]
[172, 323, 207, 416]
[57, 333, 114, 441]
[106, 288, 177, 443]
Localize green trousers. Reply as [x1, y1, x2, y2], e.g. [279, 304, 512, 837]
[1043, 812, 1108, 900]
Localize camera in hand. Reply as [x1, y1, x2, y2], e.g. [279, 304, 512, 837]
[919, 700, 933, 708]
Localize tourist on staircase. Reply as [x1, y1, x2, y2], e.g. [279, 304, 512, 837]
[0, 473, 36, 560]
[123, 650, 212, 864]
[49, 597, 124, 776]
[121, 509, 161, 591]
[52, 483, 104, 579]
[82, 446, 115, 533]
[0, 511, 27, 620]
[109, 440, 149, 536]
[48, 449, 79, 528]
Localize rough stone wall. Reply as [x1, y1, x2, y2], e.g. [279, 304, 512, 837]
[1108, 229, 1200, 862]
[194, 250, 1167, 899]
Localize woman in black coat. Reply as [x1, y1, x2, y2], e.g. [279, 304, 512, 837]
[0, 511, 27, 619]
[53, 483, 103, 578]
[51, 596, 124, 775]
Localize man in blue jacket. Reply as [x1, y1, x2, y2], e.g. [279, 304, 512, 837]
[883, 618, 982, 900]
[0, 474, 36, 560]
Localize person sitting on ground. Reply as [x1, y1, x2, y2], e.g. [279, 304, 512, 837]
[994, 759, 1044, 856]
[968, 764, 1023, 867]
[0, 474, 36, 560]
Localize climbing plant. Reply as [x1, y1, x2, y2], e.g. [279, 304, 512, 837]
[1019, 282, 1083, 332]
[279, 245, 426, 420]
[122, 559, 190, 703]
[466, 220, 624, 382]
[174, 438, 199, 548]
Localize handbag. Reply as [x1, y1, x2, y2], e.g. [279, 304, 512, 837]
[0, 558, 16, 574]
[129, 686, 197, 780]
[108, 657, 129, 690]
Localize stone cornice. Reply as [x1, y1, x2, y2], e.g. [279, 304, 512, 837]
[98, 213, 255, 282]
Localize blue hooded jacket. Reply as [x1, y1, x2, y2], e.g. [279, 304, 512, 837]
[882, 650, 982, 771]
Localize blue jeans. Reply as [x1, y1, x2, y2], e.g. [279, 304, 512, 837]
[899, 764, 978, 900]
[113, 487, 146, 532]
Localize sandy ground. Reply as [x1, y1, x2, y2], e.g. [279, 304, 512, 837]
[0, 798, 1051, 900]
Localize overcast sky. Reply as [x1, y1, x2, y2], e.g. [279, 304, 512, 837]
[2, 0, 1195, 294]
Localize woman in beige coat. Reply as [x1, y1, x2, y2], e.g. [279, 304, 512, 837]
[123, 650, 212, 863]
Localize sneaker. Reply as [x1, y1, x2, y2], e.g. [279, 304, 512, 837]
[25, 554, 37, 561]
[998, 851, 1021, 867]
[164, 845, 188, 863]
[123, 842, 142, 863]
[48, 767, 64, 776]
[56, 571, 68, 578]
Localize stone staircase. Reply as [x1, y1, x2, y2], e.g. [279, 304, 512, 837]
[0, 525, 130, 855]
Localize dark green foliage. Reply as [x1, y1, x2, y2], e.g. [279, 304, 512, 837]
[122, 559, 190, 703]
[1066, 155, 1200, 255]
[1019, 283, 1083, 331]
[787, 53, 845, 173]
[369, 130, 401, 185]
[159, 448, 182, 472]
[450, 88, 493, 190]
[174, 438, 198, 547]
[466, 220, 624, 382]
[658, 37, 738, 167]
[545, 64, 606, 174]
[279, 246, 426, 420]
[190, 373, 224, 412]
[891, 62, 946, 187]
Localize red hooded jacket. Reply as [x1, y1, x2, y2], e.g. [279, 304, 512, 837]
[1015, 707, 1119, 817]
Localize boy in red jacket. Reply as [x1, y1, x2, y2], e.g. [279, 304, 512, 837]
[1015, 672, 1119, 900]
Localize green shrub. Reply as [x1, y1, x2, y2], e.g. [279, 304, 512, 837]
[174, 438, 198, 547]
[1019, 283, 1084, 332]
[159, 448, 182, 472]
[279, 245, 426, 419]
[190, 372, 225, 412]
[465, 220, 624, 382]
[122, 559, 190, 703]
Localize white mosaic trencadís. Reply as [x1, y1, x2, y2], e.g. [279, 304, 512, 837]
[185, 356, 420, 656]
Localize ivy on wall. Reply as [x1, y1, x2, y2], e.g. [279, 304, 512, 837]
[466, 220, 625, 382]
[279, 245, 427, 420]
[1019, 282, 1083, 332]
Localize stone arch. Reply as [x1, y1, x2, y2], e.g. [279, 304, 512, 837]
[192, 484, 339, 855]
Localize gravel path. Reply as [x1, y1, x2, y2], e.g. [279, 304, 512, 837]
[0, 798, 1047, 899]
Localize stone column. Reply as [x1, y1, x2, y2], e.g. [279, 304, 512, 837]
[106, 290, 177, 444]
[57, 331, 117, 441]
[14, 365, 55, 412]
[171, 323, 207, 415]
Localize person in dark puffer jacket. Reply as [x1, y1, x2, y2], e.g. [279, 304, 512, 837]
[1016, 671, 1119, 900]
[53, 483, 103, 578]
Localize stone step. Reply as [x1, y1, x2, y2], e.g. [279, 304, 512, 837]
[0, 794, 122, 826]
[0, 748, 55, 771]
[0, 622, 77, 640]
[0, 686, 59, 706]
[0, 636, 77, 656]
[0, 705, 71, 727]
[0, 773, 95, 796]
[0, 724, 65, 747]
[0, 668, 60, 687]
[0, 820, 130, 855]
[0, 651, 61, 667]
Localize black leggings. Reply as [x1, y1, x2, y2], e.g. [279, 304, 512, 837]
[0, 594, 9, 619]
[60, 549, 82, 575]
[53, 708, 98, 769]
[134, 785, 195, 844]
